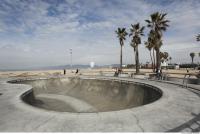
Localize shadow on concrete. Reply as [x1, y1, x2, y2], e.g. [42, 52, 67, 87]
[168, 113, 200, 132]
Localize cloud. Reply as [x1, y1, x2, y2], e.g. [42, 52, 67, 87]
[0, 0, 199, 69]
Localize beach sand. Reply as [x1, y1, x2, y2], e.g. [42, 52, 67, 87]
[0, 68, 199, 78]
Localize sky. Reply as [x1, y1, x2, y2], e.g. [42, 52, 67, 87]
[0, 0, 200, 70]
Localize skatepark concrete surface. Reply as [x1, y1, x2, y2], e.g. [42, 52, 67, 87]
[0, 76, 200, 132]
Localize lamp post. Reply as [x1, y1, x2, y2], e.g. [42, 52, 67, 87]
[69, 49, 72, 71]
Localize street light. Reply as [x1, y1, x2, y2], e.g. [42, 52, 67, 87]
[69, 49, 72, 71]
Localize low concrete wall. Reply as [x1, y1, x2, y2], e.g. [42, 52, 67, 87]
[166, 77, 200, 84]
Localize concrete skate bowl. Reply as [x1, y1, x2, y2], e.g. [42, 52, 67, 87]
[16, 77, 162, 113]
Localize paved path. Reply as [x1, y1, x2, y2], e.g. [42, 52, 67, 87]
[0, 76, 200, 132]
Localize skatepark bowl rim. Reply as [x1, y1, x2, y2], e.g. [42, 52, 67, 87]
[8, 77, 163, 113]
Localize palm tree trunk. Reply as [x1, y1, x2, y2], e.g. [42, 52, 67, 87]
[153, 48, 156, 72]
[120, 45, 122, 69]
[156, 48, 161, 70]
[133, 48, 135, 69]
[150, 50, 153, 71]
[135, 45, 140, 74]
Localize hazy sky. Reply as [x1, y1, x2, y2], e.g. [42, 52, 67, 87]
[0, 0, 200, 69]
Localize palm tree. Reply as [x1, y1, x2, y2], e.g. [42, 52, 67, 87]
[190, 52, 195, 64]
[160, 52, 168, 62]
[129, 23, 145, 74]
[169, 57, 172, 64]
[115, 28, 128, 69]
[146, 33, 157, 72]
[145, 12, 170, 71]
[197, 34, 200, 42]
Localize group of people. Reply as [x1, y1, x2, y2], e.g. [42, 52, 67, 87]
[63, 69, 79, 75]
[114, 67, 164, 79]
[156, 68, 163, 80]
[114, 68, 122, 77]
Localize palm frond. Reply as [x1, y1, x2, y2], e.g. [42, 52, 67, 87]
[145, 19, 151, 23]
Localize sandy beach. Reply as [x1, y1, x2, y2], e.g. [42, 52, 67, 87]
[0, 68, 199, 79]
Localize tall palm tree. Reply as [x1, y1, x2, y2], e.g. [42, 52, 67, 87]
[129, 23, 145, 74]
[145, 12, 170, 71]
[115, 28, 128, 69]
[197, 34, 200, 42]
[146, 33, 157, 72]
[190, 52, 195, 64]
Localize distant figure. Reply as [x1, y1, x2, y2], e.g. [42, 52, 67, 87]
[187, 69, 189, 73]
[114, 68, 119, 77]
[156, 68, 159, 79]
[64, 69, 66, 75]
[118, 68, 122, 74]
[183, 69, 191, 87]
[75, 69, 79, 74]
[160, 68, 163, 80]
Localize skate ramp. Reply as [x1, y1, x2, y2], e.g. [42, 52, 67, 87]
[19, 77, 162, 112]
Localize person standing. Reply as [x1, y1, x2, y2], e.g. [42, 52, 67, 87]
[64, 69, 66, 75]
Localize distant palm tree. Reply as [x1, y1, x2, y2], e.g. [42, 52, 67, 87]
[190, 52, 195, 64]
[197, 34, 200, 42]
[129, 23, 145, 74]
[160, 52, 168, 63]
[169, 56, 172, 64]
[145, 12, 169, 70]
[115, 28, 128, 69]
[163, 52, 169, 61]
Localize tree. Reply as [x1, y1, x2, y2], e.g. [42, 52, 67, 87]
[190, 52, 195, 64]
[197, 34, 200, 42]
[160, 52, 169, 63]
[129, 23, 145, 74]
[145, 12, 170, 71]
[145, 32, 157, 72]
[115, 28, 128, 69]
[169, 56, 172, 64]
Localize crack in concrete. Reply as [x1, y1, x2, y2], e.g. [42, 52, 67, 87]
[33, 115, 56, 131]
[131, 112, 145, 132]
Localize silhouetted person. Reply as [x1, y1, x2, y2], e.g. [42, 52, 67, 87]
[118, 68, 122, 74]
[75, 69, 79, 74]
[160, 68, 163, 80]
[64, 69, 66, 75]
[187, 69, 189, 73]
[114, 68, 119, 77]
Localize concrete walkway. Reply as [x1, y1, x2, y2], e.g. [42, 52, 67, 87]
[0, 76, 200, 132]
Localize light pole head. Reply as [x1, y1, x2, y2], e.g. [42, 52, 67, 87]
[90, 62, 95, 68]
